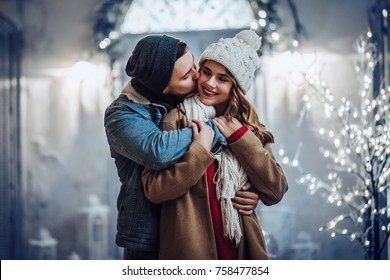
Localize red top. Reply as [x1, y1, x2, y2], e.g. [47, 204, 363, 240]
[206, 125, 248, 259]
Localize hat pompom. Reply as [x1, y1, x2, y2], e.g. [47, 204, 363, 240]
[235, 30, 261, 51]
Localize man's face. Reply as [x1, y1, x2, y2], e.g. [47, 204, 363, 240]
[163, 51, 200, 96]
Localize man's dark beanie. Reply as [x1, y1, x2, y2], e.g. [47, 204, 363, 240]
[125, 35, 180, 96]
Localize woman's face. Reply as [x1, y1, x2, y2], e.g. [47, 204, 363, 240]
[197, 60, 233, 116]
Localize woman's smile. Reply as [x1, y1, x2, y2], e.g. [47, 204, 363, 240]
[202, 87, 218, 97]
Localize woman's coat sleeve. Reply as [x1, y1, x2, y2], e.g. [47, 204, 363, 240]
[141, 109, 215, 203]
[229, 130, 288, 206]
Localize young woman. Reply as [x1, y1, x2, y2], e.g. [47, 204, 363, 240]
[142, 30, 288, 259]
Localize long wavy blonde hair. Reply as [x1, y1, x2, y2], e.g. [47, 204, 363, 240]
[199, 61, 274, 146]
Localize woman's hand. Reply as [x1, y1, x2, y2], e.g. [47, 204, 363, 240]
[191, 119, 214, 152]
[213, 116, 242, 138]
[232, 182, 259, 215]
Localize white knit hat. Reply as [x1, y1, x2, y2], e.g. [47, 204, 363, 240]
[199, 29, 261, 94]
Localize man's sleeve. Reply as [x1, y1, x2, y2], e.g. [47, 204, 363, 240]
[105, 108, 193, 170]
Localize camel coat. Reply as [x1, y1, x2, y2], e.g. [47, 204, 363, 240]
[142, 105, 288, 259]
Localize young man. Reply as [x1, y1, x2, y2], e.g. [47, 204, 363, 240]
[104, 34, 259, 260]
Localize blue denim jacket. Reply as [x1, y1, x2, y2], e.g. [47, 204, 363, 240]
[104, 84, 225, 252]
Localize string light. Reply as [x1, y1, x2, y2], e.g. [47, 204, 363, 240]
[248, 0, 305, 55]
[279, 32, 390, 259]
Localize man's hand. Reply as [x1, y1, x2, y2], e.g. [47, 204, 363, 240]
[232, 181, 259, 215]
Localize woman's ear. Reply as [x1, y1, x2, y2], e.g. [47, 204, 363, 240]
[162, 87, 169, 94]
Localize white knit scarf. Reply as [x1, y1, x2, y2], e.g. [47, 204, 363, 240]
[183, 94, 248, 245]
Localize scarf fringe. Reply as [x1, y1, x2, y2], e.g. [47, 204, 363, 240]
[215, 150, 248, 245]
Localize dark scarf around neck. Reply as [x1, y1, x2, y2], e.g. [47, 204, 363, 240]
[131, 79, 182, 111]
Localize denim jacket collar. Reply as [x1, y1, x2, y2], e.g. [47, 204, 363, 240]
[122, 81, 168, 115]
[122, 81, 150, 105]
